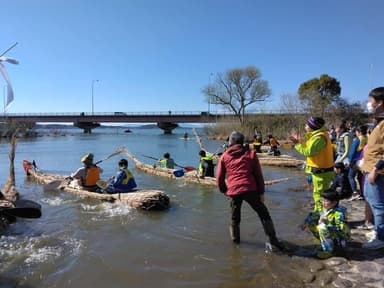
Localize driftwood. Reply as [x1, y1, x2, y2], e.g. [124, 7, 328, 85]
[1, 134, 19, 201]
[123, 149, 290, 187]
[1, 134, 19, 232]
[23, 161, 170, 211]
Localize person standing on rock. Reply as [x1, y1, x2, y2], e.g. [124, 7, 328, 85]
[290, 117, 335, 212]
[361, 87, 384, 250]
[216, 131, 285, 251]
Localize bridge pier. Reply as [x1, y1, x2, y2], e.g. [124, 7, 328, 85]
[157, 122, 178, 134]
[74, 121, 100, 134]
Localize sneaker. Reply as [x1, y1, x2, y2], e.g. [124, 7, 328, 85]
[362, 238, 384, 249]
[347, 191, 361, 201]
[365, 230, 377, 241]
[317, 251, 333, 259]
[357, 222, 374, 230]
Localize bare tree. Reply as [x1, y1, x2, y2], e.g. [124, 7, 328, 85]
[280, 93, 306, 136]
[203, 66, 271, 125]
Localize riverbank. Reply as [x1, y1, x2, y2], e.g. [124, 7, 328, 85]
[280, 198, 384, 288]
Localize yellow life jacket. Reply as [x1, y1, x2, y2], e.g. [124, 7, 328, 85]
[121, 168, 134, 185]
[84, 166, 100, 187]
[306, 130, 334, 169]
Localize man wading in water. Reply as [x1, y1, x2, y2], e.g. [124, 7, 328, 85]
[216, 131, 285, 251]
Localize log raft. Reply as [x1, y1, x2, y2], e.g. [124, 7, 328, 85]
[23, 160, 170, 211]
[123, 149, 290, 187]
[191, 128, 304, 168]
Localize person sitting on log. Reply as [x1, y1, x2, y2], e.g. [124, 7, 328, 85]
[198, 150, 215, 178]
[104, 159, 137, 193]
[252, 135, 262, 153]
[264, 134, 281, 156]
[71, 153, 103, 191]
[158, 153, 175, 169]
[301, 188, 350, 259]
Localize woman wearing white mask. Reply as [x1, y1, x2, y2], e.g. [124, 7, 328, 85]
[361, 87, 384, 249]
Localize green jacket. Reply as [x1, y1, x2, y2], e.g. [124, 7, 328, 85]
[294, 127, 328, 174]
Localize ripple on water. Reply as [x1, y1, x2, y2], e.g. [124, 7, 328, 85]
[0, 234, 83, 270]
[40, 196, 72, 206]
[80, 202, 133, 220]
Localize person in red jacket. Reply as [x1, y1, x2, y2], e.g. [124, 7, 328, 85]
[216, 131, 285, 251]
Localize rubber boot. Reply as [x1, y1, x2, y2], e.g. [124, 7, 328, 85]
[229, 225, 240, 244]
[262, 219, 285, 251]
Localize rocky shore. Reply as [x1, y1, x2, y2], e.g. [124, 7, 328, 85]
[278, 198, 384, 288]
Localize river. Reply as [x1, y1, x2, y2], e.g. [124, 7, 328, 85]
[0, 127, 320, 288]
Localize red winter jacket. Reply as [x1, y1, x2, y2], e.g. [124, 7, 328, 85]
[216, 144, 265, 196]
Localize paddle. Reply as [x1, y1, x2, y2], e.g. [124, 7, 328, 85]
[44, 147, 126, 190]
[141, 154, 196, 172]
[0, 199, 42, 218]
[94, 146, 126, 165]
[96, 180, 109, 190]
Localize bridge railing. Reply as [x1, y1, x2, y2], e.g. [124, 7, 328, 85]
[2, 111, 208, 116]
[1, 109, 301, 117]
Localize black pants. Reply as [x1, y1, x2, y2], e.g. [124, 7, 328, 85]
[229, 191, 272, 226]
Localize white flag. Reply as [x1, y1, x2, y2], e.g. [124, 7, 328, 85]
[0, 56, 19, 111]
[0, 63, 14, 110]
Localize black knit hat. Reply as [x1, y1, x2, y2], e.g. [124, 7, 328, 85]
[321, 188, 340, 201]
[307, 117, 325, 130]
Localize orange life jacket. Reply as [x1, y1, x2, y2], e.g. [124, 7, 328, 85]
[84, 166, 100, 187]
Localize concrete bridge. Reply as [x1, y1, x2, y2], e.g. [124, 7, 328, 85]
[0, 111, 227, 134]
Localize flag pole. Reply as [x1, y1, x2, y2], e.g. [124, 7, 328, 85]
[3, 85, 5, 115]
[0, 42, 18, 57]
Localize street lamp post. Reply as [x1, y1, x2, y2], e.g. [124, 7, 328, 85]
[91, 79, 99, 114]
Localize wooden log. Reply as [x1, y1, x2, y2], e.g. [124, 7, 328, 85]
[23, 160, 170, 211]
[123, 149, 290, 187]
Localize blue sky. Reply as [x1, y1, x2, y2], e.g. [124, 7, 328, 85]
[2, 0, 383, 114]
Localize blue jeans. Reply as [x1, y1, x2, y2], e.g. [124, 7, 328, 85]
[348, 166, 362, 193]
[364, 174, 384, 241]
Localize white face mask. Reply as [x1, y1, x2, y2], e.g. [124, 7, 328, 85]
[367, 102, 376, 114]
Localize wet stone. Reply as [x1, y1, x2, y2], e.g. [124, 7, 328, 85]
[332, 276, 355, 288]
[308, 261, 325, 273]
[314, 270, 335, 287]
[353, 261, 380, 274]
[332, 263, 352, 273]
[338, 272, 383, 287]
[323, 257, 347, 267]
[296, 270, 315, 283]
[338, 272, 364, 283]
